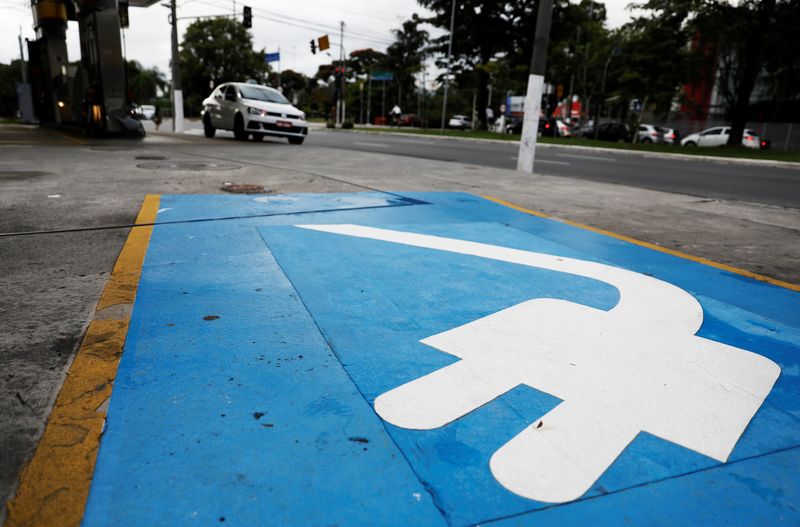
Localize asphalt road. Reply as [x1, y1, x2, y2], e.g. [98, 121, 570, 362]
[304, 131, 800, 209]
[173, 119, 800, 209]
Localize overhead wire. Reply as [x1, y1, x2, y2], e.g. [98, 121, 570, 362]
[193, 0, 395, 46]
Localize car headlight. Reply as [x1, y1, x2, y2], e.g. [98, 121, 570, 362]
[299, 112, 306, 121]
[248, 107, 265, 116]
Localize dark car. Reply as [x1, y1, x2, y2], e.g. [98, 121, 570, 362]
[582, 122, 631, 142]
[398, 113, 421, 127]
[506, 117, 569, 137]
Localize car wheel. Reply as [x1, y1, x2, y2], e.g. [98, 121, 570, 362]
[252, 133, 264, 142]
[203, 114, 216, 138]
[287, 136, 305, 145]
[233, 114, 248, 141]
[684, 141, 696, 147]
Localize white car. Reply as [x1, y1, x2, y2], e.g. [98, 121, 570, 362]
[201, 82, 308, 144]
[681, 126, 761, 149]
[139, 104, 156, 120]
[448, 115, 472, 129]
[637, 124, 664, 144]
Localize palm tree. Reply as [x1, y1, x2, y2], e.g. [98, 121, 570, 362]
[386, 15, 429, 112]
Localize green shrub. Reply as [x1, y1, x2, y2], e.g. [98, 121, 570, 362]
[326, 119, 336, 128]
[342, 120, 354, 129]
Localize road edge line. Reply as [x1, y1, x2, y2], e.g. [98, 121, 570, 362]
[481, 195, 800, 293]
[5, 194, 160, 527]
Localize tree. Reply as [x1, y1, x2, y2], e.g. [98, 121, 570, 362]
[420, 0, 520, 129]
[275, 69, 308, 105]
[125, 60, 167, 104]
[179, 18, 269, 114]
[611, 0, 696, 138]
[385, 15, 428, 112]
[0, 60, 23, 117]
[691, 0, 796, 145]
[348, 48, 388, 77]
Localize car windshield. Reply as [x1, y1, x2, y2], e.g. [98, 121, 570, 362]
[238, 85, 290, 104]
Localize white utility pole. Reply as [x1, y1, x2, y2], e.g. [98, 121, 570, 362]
[337, 21, 346, 126]
[517, 0, 553, 172]
[439, 0, 456, 133]
[169, 0, 184, 133]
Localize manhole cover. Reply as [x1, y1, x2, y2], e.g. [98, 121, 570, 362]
[135, 155, 168, 160]
[221, 182, 269, 194]
[137, 161, 241, 171]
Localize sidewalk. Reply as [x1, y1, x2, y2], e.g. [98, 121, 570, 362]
[1, 126, 799, 525]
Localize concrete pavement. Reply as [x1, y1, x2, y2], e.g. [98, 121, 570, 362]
[1, 123, 799, 525]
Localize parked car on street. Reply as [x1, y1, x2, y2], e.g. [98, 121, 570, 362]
[130, 104, 156, 120]
[398, 113, 421, 127]
[637, 124, 665, 144]
[139, 104, 156, 120]
[680, 126, 765, 149]
[542, 118, 572, 137]
[506, 117, 571, 137]
[658, 126, 681, 145]
[448, 115, 472, 129]
[581, 122, 631, 142]
[201, 82, 308, 144]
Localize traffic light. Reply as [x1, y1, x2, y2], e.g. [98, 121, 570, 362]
[242, 6, 252, 28]
[118, 0, 129, 28]
[310, 39, 317, 54]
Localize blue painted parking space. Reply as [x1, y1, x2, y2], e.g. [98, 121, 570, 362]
[83, 192, 799, 526]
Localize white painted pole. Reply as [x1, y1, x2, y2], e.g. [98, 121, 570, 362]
[170, 0, 184, 133]
[439, 0, 456, 134]
[517, 74, 545, 173]
[517, 0, 553, 173]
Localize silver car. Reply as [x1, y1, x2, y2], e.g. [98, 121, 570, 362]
[637, 124, 665, 144]
[201, 82, 308, 144]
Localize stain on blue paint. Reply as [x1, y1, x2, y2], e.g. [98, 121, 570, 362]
[83, 192, 800, 527]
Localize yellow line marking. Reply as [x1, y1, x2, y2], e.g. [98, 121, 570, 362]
[5, 194, 160, 527]
[482, 195, 800, 293]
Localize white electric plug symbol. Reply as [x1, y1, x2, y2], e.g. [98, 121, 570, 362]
[297, 224, 780, 504]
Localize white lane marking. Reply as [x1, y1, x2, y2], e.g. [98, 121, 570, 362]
[296, 224, 780, 504]
[556, 153, 616, 162]
[354, 142, 390, 148]
[509, 156, 569, 166]
[398, 139, 434, 145]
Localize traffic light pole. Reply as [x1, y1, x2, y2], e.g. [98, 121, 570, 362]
[517, 0, 553, 173]
[170, 0, 184, 133]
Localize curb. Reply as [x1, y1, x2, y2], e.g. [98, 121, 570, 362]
[323, 128, 800, 169]
[5, 195, 159, 527]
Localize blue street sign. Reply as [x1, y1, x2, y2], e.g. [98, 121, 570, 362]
[264, 52, 280, 63]
[82, 192, 800, 526]
[371, 71, 394, 81]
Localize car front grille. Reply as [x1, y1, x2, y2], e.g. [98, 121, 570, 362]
[266, 111, 302, 119]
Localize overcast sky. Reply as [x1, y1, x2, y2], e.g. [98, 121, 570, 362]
[1, 0, 643, 81]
